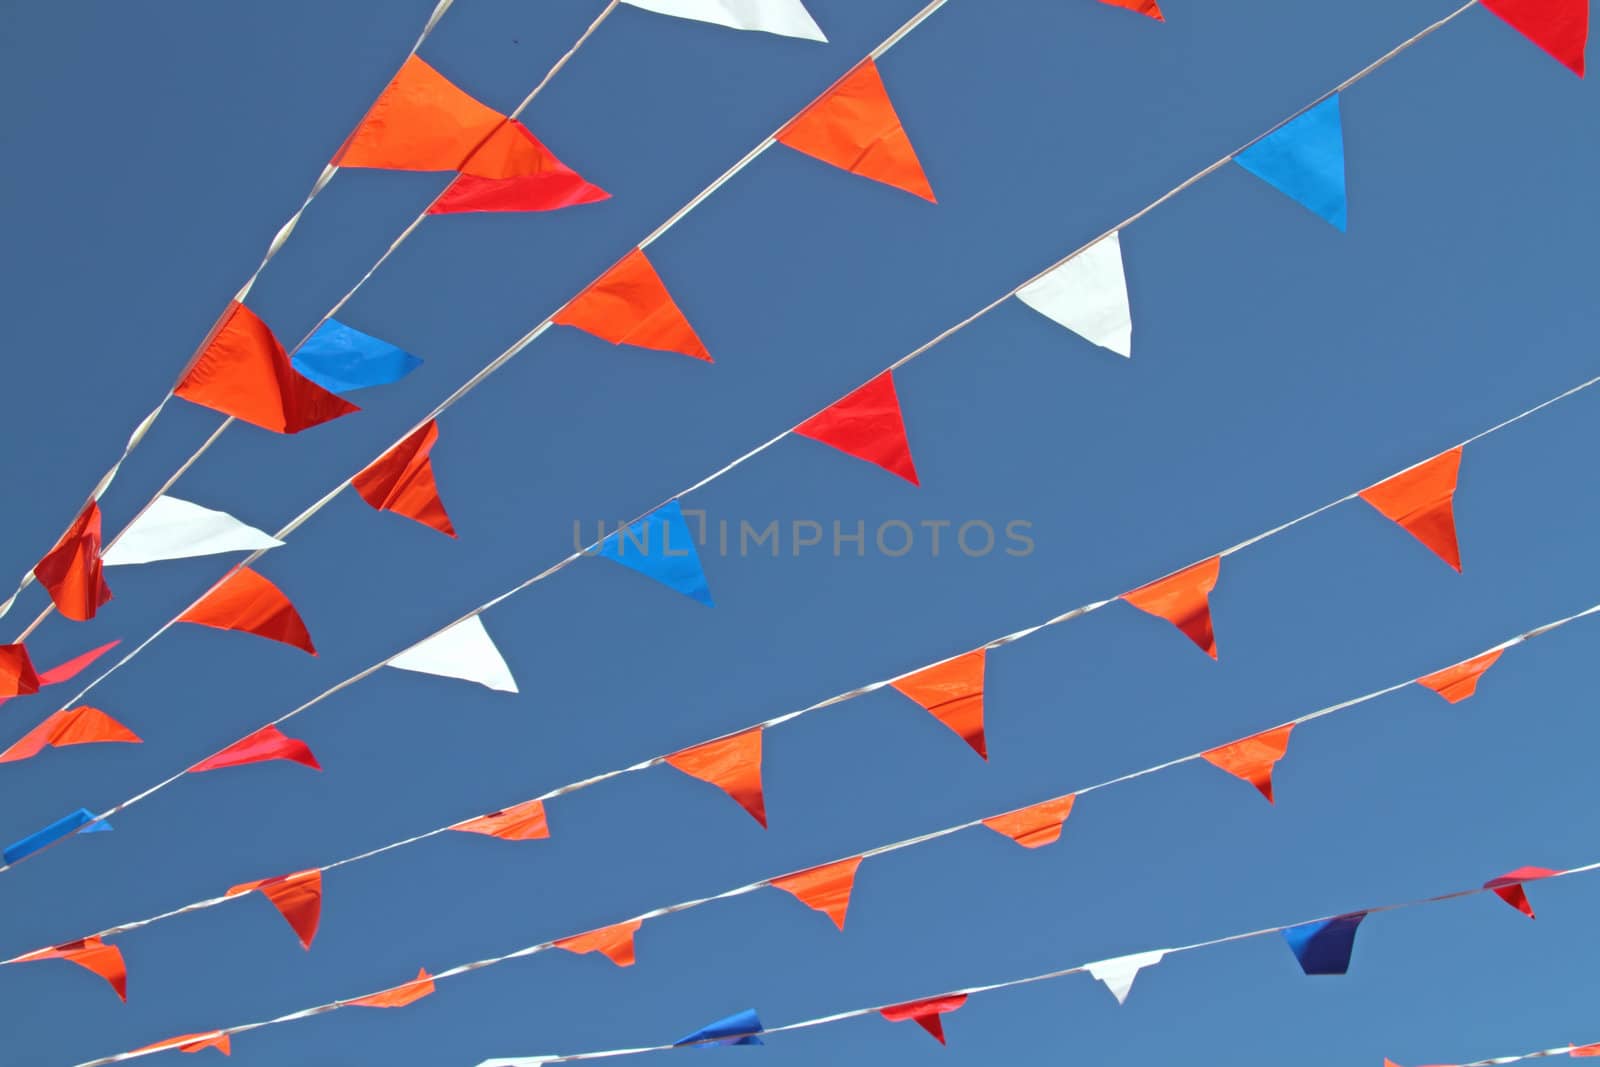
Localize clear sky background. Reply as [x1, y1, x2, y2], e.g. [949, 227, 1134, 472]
[1, 1, 1598, 1065]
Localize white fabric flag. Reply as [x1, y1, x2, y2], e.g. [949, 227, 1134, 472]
[387, 615, 518, 694]
[1015, 231, 1133, 357]
[103, 495, 283, 566]
[620, 0, 826, 41]
[1085, 949, 1167, 1005]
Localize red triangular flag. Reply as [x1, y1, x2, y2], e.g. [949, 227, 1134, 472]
[553, 248, 710, 362]
[352, 420, 456, 537]
[793, 371, 920, 485]
[664, 728, 767, 827]
[430, 121, 610, 213]
[1571, 1044, 1600, 1058]
[37, 640, 121, 686]
[190, 725, 320, 773]
[1482, 0, 1587, 75]
[1121, 557, 1222, 658]
[555, 920, 643, 967]
[889, 648, 987, 758]
[777, 58, 935, 201]
[1201, 724, 1294, 803]
[226, 869, 323, 949]
[1484, 866, 1559, 919]
[17, 937, 127, 1001]
[771, 856, 864, 930]
[0, 706, 141, 763]
[0, 644, 41, 698]
[33, 500, 112, 622]
[1359, 448, 1464, 571]
[333, 55, 511, 172]
[1100, 0, 1165, 19]
[450, 798, 550, 841]
[132, 1032, 231, 1057]
[348, 968, 436, 1009]
[178, 567, 315, 654]
[1417, 649, 1505, 703]
[879, 994, 967, 1045]
[175, 302, 359, 434]
[982, 794, 1077, 849]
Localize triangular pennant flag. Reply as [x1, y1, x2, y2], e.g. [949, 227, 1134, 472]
[103, 495, 283, 566]
[1484, 867, 1559, 919]
[879, 994, 967, 1045]
[1482, 0, 1587, 76]
[622, 0, 826, 39]
[387, 615, 519, 693]
[597, 501, 714, 605]
[664, 727, 766, 827]
[1121, 557, 1222, 658]
[133, 1033, 231, 1057]
[34, 500, 112, 622]
[0, 706, 141, 763]
[1358, 448, 1464, 571]
[0, 643, 41, 698]
[1235, 95, 1347, 230]
[348, 968, 437, 1009]
[333, 56, 510, 173]
[1417, 649, 1504, 703]
[226, 869, 322, 949]
[888, 648, 988, 758]
[1015, 232, 1134, 357]
[982, 794, 1077, 849]
[352, 420, 457, 537]
[675, 1009, 766, 1047]
[175, 302, 360, 434]
[451, 798, 550, 841]
[1099, 0, 1164, 19]
[190, 725, 321, 773]
[3, 808, 109, 865]
[431, 122, 610, 214]
[37, 640, 120, 686]
[178, 567, 315, 654]
[793, 371, 920, 485]
[1572, 1044, 1600, 1058]
[1086, 949, 1168, 1005]
[777, 58, 935, 201]
[1282, 912, 1367, 975]
[291, 319, 422, 394]
[554, 920, 643, 968]
[770, 856, 863, 930]
[1201, 724, 1295, 803]
[16, 937, 127, 1001]
[553, 248, 711, 362]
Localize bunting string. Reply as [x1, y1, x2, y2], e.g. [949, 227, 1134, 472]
[1390, 1037, 1600, 1067]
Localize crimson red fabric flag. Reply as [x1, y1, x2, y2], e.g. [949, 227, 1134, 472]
[132, 1032, 231, 1057]
[0, 706, 141, 764]
[1482, 0, 1587, 75]
[190, 725, 320, 773]
[1100, 0, 1164, 18]
[776, 58, 935, 201]
[431, 121, 610, 214]
[879, 994, 967, 1045]
[793, 372, 919, 485]
[348, 968, 436, 1008]
[333, 55, 511, 172]
[352, 420, 456, 537]
[1358, 448, 1464, 571]
[888, 648, 987, 759]
[450, 798, 550, 841]
[982, 794, 1077, 848]
[1416, 649, 1504, 703]
[1121, 557, 1222, 658]
[1201, 724, 1295, 803]
[0, 644, 41, 698]
[178, 568, 315, 654]
[16, 937, 127, 1001]
[175, 302, 359, 434]
[555, 920, 643, 967]
[664, 728, 767, 827]
[553, 248, 710, 362]
[770, 856, 863, 930]
[37, 640, 121, 686]
[1484, 867, 1559, 919]
[33, 500, 111, 622]
[226, 870, 323, 949]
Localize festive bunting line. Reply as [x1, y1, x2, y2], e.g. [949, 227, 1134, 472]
[1387, 1036, 1600, 1067]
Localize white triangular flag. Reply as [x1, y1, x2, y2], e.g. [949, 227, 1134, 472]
[620, 0, 826, 41]
[1085, 949, 1167, 1005]
[103, 495, 284, 566]
[1015, 231, 1133, 357]
[387, 616, 518, 693]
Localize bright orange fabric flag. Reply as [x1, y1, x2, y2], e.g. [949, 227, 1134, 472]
[771, 856, 863, 930]
[333, 56, 508, 172]
[982, 794, 1077, 849]
[450, 798, 550, 841]
[777, 58, 935, 201]
[227, 869, 322, 949]
[1358, 448, 1464, 571]
[553, 248, 710, 362]
[1417, 649, 1504, 703]
[664, 727, 767, 827]
[178, 567, 315, 654]
[1122, 557, 1222, 658]
[190, 725, 320, 773]
[793, 371, 920, 485]
[555, 920, 643, 967]
[17, 937, 127, 1001]
[132, 1032, 231, 1057]
[0, 706, 141, 764]
[352, 420, 456, 537]
[1571, 1044, 1600, 1057]
[889, 648, 987, 759]
[1201, 724, 1294, 803]
[33, 500, 112, 622]
[348, 968, 436, 1008]
[175, 302, 359, 434]
[1100, 0, 1164, 18]
[879, 994, 967, 1045]
[0, 643, 42, 698]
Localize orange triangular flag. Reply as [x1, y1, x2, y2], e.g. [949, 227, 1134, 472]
[133, 1032, 231, 1057]
[348, 968, 436, 1008]
[1201, 724, 1295, 803]
[226, 869, 323, 949]
[450, 798, 550, 841]
[793, 371, 920, 485]
[983, 794, 1077, 849]
[0, 706, 141, 763]
[889, 648, 987, 759]
[33, 500, 112, 622]
[1358, 448, 1464, 571]
[555, 920, 643, 968]
[352, 420, 456, 537]
[1571, 1044, 1600, 1058]
[777, 58, 935, 201]
[0, 643, 41, 698]
[1099, 0, 1164, 19]
[664, 728, 767, 827]
[333, 55, 508, 172]
[179, 567, 315, 654]
[553, 248, 710, 362]
[1417, 649, 1505, 704]
[771, 856, 864, 930]
[17, 937, 127, 1001]
[1122, 557, 1222, 658]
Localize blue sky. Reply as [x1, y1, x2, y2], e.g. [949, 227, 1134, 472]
[1, 1, 1598, 1065]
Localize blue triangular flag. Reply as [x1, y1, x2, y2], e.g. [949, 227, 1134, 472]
[1282, 911, 1367, 975]
[291, 319, 422, 394]
[598, 500, 714, 605]
[1235, 95, 1347, 230]
[675, 1009, 764, 1048]
[3, 808, 108, 864]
